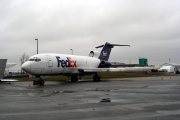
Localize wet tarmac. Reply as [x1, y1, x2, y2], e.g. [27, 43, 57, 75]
[1, 76, 180, 120]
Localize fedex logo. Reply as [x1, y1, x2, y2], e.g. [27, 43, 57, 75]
[56, 56, 77, 68]
[103, 51, 108, 56]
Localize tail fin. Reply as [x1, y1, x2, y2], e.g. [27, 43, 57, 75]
[96, 42, 130, 61]
[0, 59, 7, 79]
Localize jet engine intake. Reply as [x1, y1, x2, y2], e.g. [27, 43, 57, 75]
[89, 51, 100, 58]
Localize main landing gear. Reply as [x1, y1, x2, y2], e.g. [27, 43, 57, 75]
[71, 75, 78, 82]
[33, 74, 100, 85]
[33, 77, 45, 86]
[93, 73, 100, 82]
[70, 74, 100, 82]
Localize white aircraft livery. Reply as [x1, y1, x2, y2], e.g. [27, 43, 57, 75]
[22, 42, 159, 85]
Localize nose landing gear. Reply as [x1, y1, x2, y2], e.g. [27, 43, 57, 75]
[33, 76, 45, 85]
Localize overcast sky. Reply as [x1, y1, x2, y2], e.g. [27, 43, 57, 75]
[1, 0, 180, 70]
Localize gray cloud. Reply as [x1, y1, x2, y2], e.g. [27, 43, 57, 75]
[1, 0, 180, 70]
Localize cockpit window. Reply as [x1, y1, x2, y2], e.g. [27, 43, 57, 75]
[35, 59, 41, 62]
[29, 58, 41, 62]
[29, 59, 34, 61]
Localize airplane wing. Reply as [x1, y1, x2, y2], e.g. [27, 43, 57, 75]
[6, 62, 16, 69]
[0, 59, 18, 83]
[0, 79, 18, 84]
[78, 66, 160, 73]
[0, 79, 18, 82]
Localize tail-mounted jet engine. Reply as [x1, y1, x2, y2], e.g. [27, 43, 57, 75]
[89, 51, 100, 58]
[99, 60, 111, 68]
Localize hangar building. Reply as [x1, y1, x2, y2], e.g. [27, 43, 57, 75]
[160, 63, 180, 74]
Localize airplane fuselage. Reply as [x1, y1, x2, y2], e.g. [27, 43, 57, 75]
[21, 42, 158, 86]
[22, 53, 101, 76]
[22, 42, 133, 85]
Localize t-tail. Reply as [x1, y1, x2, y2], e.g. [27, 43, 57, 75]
[96, 42, 130, 61]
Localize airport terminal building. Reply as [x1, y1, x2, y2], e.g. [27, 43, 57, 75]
[160, 63, 180, 74]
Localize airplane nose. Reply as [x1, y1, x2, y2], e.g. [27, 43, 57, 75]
[22, 62, 31, 73]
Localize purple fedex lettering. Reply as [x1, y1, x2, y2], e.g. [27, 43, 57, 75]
[56, 56, 62, 67]
[56, 56, 77, 68]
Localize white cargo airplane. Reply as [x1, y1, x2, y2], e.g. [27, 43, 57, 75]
[22, 42, 159, 85]
[0, 59, 18, 83]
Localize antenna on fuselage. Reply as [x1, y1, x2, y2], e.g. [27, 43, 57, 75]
[70, 49, 73, 55]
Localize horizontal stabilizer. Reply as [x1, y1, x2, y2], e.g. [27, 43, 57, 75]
[96, 43, 130, 49]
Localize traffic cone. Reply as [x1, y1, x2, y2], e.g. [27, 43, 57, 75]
[28, 84, 31, 88]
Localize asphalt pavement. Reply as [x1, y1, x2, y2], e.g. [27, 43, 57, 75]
[0, 76, 180, 120]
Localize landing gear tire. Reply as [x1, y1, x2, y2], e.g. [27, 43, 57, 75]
[93, 74, 100, 82]
[71, 75, 78, 82]
[33, 78, 45, 86]
[38, 79, 45, 86]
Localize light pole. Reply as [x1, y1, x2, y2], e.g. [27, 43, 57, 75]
[35, 39, 38, 54]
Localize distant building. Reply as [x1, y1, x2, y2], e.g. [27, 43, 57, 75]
[139, 58, 148, 66]
[160, 63, 180, 74]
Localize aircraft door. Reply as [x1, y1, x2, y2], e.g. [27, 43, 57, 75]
[47, 55, 53, 67]
[46, 55, 53, 73]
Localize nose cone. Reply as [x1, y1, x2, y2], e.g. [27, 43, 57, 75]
[22, 62, 31, 73]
